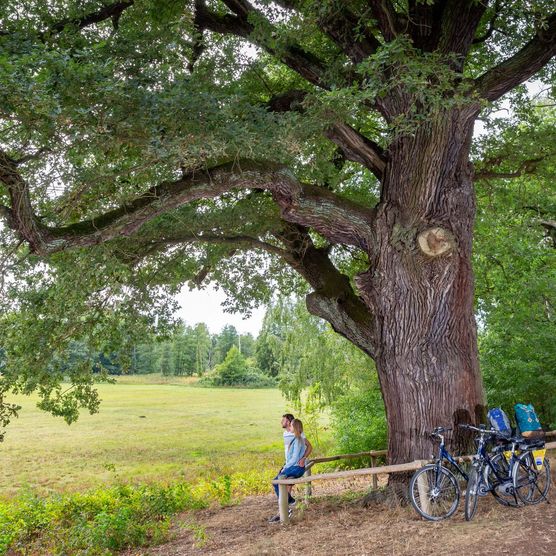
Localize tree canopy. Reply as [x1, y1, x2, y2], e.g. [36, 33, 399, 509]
[1, 1, 555, 457]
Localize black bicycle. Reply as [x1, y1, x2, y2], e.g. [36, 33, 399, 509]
[461, 424, 550, 521]
[460, 424, 519, 520]
[510, 437, 550, 506]
[409, 427, 469, 521]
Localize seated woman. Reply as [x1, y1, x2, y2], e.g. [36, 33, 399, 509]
[269, 418, 309, 522]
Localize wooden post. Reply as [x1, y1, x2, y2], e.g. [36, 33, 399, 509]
[370, 456, 378, 490]
[415, 461, 431, 516]
[278, 483, 289, 524]
[304, 466, 312, 501]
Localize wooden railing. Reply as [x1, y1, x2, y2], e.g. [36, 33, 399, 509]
[272, 430, 556, 524]
[304, 449, 387, 494]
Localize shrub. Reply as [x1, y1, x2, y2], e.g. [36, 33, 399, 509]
[0, 483, 206, 555]
[199, 347, 276, 388]
[0, 469, 276, 555]
[330, 387, 387, 463]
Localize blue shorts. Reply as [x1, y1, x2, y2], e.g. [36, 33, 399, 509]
[273, 465, 305, 497]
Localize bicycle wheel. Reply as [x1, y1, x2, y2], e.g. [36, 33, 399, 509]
[465, 466, 480, 521]
[513, 451, 551, 505]
[485, 453, 520, 507]
[409, 464, 460, 521]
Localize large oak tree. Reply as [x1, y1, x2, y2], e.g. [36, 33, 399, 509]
[1, 1, 555, 462]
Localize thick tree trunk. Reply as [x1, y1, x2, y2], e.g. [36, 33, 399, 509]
[356, 108, 486, 465]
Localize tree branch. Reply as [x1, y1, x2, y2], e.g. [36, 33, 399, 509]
[42, 1, 135, 38]
[109, 229, 291, 284]
[472, 0, 502, 44]
[474, 155, 553, 180]
[475, 12, 556, 102]
[196, 2, 389, 156]
[0, 151, 48, 255]
[325, 122, 386, 180]
[405, 0, 446, 51]
[539, 220, 556, 249]
[12, 148, 50, 165]
[312, 1, 381, 63]
[139, 232, 291, 262]
[267, 90, 386, 179]
[134, 220, 379, 355]
[539, 220, 556, 231]
[266, 89, 308, 113]
[0, 155, 375, 256]
[436, 0, 487, 60]
[189, 1, 207, 73]
[368, 0, 403, 42]
[194, 0, 330, 89]
[277, 224, 378, 357]
[273, 1, 381, 63]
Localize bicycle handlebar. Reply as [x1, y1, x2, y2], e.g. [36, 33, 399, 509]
[458, 424, 510, 439]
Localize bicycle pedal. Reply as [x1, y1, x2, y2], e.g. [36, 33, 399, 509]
[495, 482, 514, 496]
[478, 485, 489, 497]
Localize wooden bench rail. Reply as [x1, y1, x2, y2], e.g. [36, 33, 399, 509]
[308, 449, 387, 465]
[273, 459, 428, 486]
[274, 437, 556, 524]
[305, 430, 555, 468]
[281, 441, 556, 487]
[305, 449, 388, 492]
[301, 431, 555, 499]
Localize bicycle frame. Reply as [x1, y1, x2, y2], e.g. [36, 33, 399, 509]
[468, 426, 520, 502]
[484, 441, 519, 480]
[435, 438, 469, 481]
[434, 436, 469, 482]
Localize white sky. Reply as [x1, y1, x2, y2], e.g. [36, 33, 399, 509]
[174, 284, 266, 337]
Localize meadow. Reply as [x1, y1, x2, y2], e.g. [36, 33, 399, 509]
[0, 375, 326, 499]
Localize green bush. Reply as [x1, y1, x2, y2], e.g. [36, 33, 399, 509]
[330, 387, 387, 463]
[0, 468, 275, 555]
[480, 330, 556, 429]
[199, 347, 276, 388]
[0, 483, 206, 555]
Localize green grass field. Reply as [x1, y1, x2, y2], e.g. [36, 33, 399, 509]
[0, 375, 328, 499]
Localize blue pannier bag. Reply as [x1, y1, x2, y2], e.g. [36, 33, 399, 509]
[487, 407, 511, 434]
[514, 403, 543, 438]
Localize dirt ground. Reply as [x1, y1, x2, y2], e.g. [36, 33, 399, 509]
[130, 468, 556, 556]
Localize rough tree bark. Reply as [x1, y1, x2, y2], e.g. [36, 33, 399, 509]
[363, 108, 485, 463]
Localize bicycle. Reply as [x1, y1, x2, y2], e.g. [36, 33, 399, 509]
[461, 424, 550, 521]
[511, 436, 551, 506]
[460, 424, 520, 521]
[409, 427, 469, 521]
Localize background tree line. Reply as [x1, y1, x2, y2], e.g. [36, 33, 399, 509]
[128, 323, 255, 377]
[48, 323, 257, 378]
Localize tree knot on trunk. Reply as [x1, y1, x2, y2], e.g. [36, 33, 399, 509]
[417, 227, 455, 257]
